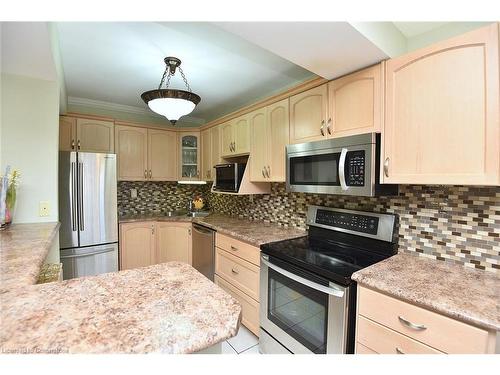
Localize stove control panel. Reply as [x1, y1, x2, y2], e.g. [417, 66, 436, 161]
[315, 209, 379, 235]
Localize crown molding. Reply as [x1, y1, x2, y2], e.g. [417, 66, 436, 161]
[67, 96, 206, 126]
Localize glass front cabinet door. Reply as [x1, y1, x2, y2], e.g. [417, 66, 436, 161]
[179, 132, 200, 180]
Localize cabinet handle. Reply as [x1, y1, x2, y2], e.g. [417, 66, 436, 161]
[197, 170, 200, 178]
[144, 170, 147, 179]
[398, 315, 427, 331]
[395, 347, 405, 354]
[231, 267, 239, 275]
[151, 224, 155, 235]
[77, 140, 81, 150]
[327, 118, 332, 135]
[71, 139, 75, 150]
[149, 170, 152, 178]
[230, 245, 238, 252]
[262, 168, 266, 178]
[320, 120, 325, 136]
[188, 228, 192, 236]
[267, 165, 271, 178]
[232, 142, 236, 152]
[383, 157, 390, 178]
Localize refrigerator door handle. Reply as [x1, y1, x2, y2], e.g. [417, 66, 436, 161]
[79, 161, 84, 231]
[71, 161, 77, 232]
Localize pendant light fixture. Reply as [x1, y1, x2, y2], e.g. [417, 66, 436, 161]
[141, 57, 201, 125]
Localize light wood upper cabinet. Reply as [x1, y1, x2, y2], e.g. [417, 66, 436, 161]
[148, 129, 177, 181]
[267, 99, 290, 181]
[328, 64, 383, 138]
[76, 119, 114, 153]
[156, 222, 192, 264]
[211, 126, 221, 170]
[221, 115, 250, 157]
[221, 121, 234, 157]
[249, 108, 268, 182]
[201, 129, 212, 180]
[383, 23, 500, 185]
[234, 115, 250, 154]
[115, 125, 148, 181]
[249, 99, 290, 182]
[178, 132, 200, 180]
[289, 83, 328, 144]
[119, 222, 155, 270]
[59, 116, 77, 151]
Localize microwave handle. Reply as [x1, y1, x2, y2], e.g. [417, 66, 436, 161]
[339, 148, 348, 191]
[261, 255, 345, 298]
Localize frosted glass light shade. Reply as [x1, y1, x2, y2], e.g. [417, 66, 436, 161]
[148, 97, 196, 121]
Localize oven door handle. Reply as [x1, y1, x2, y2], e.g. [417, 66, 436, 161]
[339, 148, 348, 191]
[261, 255, 345, 298]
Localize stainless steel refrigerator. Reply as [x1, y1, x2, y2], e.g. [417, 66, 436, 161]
[59, 151, 118, 280]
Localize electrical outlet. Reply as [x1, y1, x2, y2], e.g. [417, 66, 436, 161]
[39, 201, 50, 217]
[131, 189, 137, 199]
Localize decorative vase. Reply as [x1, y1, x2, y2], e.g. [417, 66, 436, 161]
[1, 185, 16, 229]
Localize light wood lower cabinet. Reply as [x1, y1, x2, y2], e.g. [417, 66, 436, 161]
[119, 221, 192, 270]
[214, 233, 261, 337]
[155, 222, 192, 264]
[215, 275, 260, 336]
[120, 222, 155, 270]
[355, 286, 497, 354]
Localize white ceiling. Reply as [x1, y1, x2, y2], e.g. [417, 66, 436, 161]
[56, 22, 316, 125]
[1, 22, 57, 81]
[392, 22, 447, 38]
[215, 22, 389, 80]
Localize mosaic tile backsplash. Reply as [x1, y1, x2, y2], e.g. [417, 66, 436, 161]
[118, 182, 500, 273]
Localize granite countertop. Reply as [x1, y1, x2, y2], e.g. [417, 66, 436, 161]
[0, 222, 60, 292]
[352, 252, 500, 331]
[119, 212, 307, 247]
[1, 262, 241, 354]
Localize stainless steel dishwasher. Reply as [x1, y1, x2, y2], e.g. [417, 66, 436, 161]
[192, 224, 215, 281]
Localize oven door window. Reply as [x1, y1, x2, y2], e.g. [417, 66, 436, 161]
[267, 267, 328, 354]
[289, 153, 340, 186]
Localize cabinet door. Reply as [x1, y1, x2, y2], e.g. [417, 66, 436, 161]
[249, 108, 269, 182]
[115, 125, 148, 181]
[59, 116, 77, 151]
[210, 126, 221, 174]
[221, 121, 234, 157]
[234, 115, 250, 154]
[156, 222, 192, 265]
[289, 84, 328, 144]
[76, 119, 114, 153]
[328, 64, 382, 138]
[268, 99, 290, 182]
[120, 222, 155, 270]
[178, 132, 200, 180]
[384, 23, 499, 185]
[201, 129, 212, 180]
[148, 129, 177, 181]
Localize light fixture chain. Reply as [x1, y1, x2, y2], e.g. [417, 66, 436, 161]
[158, 68, 172, 90]
[178, 66, 192, 92]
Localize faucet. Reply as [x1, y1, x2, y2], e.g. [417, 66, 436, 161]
[187, 199, 193, 212]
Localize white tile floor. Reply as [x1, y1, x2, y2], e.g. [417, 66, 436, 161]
[222, 325, 260, 354]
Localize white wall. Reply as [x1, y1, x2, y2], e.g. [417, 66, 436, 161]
[0, 73, 59, 223]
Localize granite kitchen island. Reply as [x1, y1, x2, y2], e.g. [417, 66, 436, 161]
[0, 224, 241, 354]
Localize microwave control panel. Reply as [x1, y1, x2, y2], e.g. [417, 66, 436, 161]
[346, 151, 365, 186]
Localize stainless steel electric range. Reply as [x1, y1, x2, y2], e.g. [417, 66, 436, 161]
[259, 205, 398, 354]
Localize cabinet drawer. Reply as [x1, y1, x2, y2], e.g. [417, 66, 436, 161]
[215, 275, 260, 337]
[357, 316, 442, 354]
[358, 287, 490, 353]
[215, 248, 260, 301]
[216, 233, 260, 266]
[355, 343, 378, 354]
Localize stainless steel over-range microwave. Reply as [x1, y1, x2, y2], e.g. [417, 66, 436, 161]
[286, 133, 397, 197]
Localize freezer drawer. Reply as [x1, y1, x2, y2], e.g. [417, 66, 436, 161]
[60, 243, 118, 280]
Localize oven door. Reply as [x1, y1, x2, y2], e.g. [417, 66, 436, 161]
[260, 254, 349, 354]
[286, 143, 374, 196]
[214, 164, 237, 192]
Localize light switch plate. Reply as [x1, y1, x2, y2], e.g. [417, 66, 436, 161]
[39, 201, 50, 217]
[130, 189, 137, 199]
